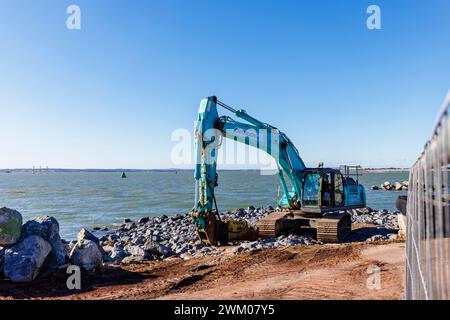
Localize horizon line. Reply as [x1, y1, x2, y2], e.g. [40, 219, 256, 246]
[0, 167, 411, 171]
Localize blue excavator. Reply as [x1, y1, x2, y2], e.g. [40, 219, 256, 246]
[189, 96, 366, 245]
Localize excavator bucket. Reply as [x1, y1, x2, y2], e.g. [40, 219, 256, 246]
[195, 212, 258, 245]
[224, 219, 258, 242]
[195, 212, 228, 245]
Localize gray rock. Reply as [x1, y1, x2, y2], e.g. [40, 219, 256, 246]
[77, 228, 99, 244]
[108, 234, 119, 242]
[131, 235, 145, 246]
[122, 222, 136, 231]
[110, 244, 129, 261]
[102, 245, 114, 253]
[175, 247, 188, 255]
[362, 207, 373, 214]
[3, 235, 51, 282]
[144, 240, 173, 257]
[77, 228, 108, 257]
[369, 235, 384, 242]
[394, 182, 403, 191]
[0, 207, 23, 245]
[230, 246, 244, 254]
[69, 239, 103, 270]
[120, 235, 131, 243]
[121, 256, 146, 264]
[66, 240, 77, 254]
[381, 181, 393, 190]
[21, 216, 66, 267]
[124, 244, 146, 257]
[388, 233, 398, 240]
[240, 242, 254, 251]
[138, 217, 149, 224]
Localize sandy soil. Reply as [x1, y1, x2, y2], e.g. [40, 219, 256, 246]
[0, 241, 405, 300]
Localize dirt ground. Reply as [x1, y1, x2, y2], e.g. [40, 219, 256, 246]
[0, 240, 405, 300]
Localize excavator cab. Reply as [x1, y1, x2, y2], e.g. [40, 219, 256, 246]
[301, 167, 365, 214]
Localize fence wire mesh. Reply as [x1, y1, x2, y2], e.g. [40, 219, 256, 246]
[406, 91, 450, 300]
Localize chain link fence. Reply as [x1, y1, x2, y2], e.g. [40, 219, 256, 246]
[406, 91, 450, 299]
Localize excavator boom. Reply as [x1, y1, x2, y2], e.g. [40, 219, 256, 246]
[192, 96, 305, 213]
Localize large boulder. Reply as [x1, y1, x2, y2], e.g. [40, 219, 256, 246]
[77, 228, 106, 252]
[3, 235, 51, 282]
[21, 216, 66, 267]
[0, 207, 23, 245]
[394, 182, 403, 191]
[381, 181, 392, 190]
[69, 239, 103, 270]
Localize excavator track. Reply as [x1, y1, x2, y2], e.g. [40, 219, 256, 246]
[258, 211, 352, 243]
[316, 212, 352, 243]
[257, 211, 291, 238]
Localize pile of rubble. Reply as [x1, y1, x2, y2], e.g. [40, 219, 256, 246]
[348, 207, 399, 229]
[91, 206, 401, 263]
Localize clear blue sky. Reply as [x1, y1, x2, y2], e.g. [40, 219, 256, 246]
[0, 0, 449, 169]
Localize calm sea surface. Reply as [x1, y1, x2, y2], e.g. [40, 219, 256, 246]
[0, 171, 408, 239]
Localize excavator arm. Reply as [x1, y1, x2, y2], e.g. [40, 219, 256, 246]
[190, 96, 306, 244]
[193, 96, 306, 212]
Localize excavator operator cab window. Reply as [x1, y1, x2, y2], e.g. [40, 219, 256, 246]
[302, 173, 321, 206]
[321, 173, 332, 207]
[334, 173, 344, 207]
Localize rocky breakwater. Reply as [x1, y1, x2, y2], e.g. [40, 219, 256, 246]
[95, 207, 322, 263]
[371, 181, 409, 191]
[93, 206, 402, 263]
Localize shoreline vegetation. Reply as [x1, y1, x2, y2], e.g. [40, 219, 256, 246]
[0, 168, 410, 173]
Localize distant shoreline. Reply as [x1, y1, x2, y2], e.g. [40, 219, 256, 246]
[0, 168, 189, 173]
[361, 168, 410, 173]
[1, 168, 410, 173]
